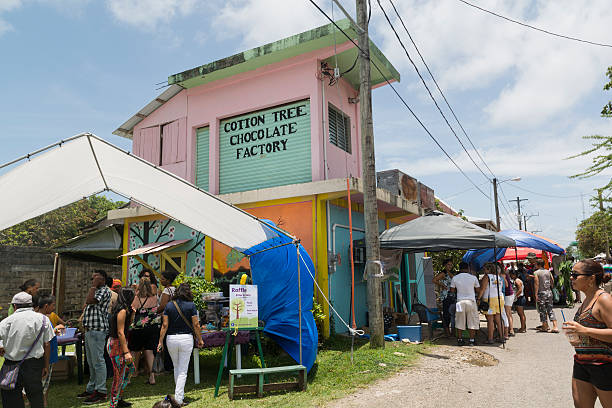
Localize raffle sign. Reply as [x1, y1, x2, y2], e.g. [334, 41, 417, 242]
[229, 284, 258, 329]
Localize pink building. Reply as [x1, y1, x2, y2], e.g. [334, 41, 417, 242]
[112, 20, 431, 336]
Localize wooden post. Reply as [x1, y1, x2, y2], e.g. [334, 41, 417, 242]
[356, 0, 384, 348]
[493, 178, 500, 231]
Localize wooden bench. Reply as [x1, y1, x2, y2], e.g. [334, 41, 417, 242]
[228, 365, 307, 400]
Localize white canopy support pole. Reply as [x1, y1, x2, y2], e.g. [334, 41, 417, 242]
[296, 240, 303, 366]
[0, 132, 88, 170]
[86, 134, 109, 191]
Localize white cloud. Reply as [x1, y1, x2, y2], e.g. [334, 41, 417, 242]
[211, 0, 330, 49]
[375, 0, 612, 128]
[105, 0, 196, 30]
[0, 0, 22, 36]
[378, 116, 612, 179]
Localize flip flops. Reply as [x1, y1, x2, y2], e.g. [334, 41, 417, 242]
[537, 327, 550, 333]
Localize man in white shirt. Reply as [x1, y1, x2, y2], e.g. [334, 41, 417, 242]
[450, 262, 480, 346]
[0, 291, 54, 408]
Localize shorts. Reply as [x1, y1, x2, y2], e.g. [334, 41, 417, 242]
[129, 326, 160, 351]
[514, 296, 526, 307]
[504, 294, 514, 307]
[455, 299, 479, 330]
[573, 361, 612, 391]
[484, 297, 505, 315]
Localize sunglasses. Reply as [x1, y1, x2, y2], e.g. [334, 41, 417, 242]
[570, 272, 591, 279]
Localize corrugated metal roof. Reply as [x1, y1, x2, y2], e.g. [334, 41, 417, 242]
[112, 84, 184, 139]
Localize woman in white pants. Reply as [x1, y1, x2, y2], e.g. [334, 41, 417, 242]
[158, 284, 203, 405]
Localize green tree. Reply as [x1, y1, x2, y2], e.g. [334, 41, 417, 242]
[568, 66, 612, 196]
[575, 209, 612, 258]
[0, 196, 125, 248]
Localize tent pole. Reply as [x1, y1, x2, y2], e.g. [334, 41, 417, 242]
[296, 241, 303, 366]
[514, 247, 519, 264]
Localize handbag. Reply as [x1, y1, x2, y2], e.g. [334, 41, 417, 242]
[478, 275, 491, 313]
[0, 317, 47, 390]
[172, 301, 199, 346]
[152, 351, 165, 373]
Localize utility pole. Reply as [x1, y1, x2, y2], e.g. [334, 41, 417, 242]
[356, 0, 384, 348]
[509, 196, 528, 230]
[523, 213, 539, 232]
[493, 178, 500, 231]
[597, 189, 610, 258]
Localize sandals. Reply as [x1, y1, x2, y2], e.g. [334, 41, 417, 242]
[537, 327, 550, 333]
[550, 329, 559, 333]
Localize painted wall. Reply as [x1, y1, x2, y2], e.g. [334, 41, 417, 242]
[321, 77, 360, 180]
[327, 203, 386, 334]
[126, 218, 206, 283]
[211, 199, 315, 276]
[132, 41, 361, 193]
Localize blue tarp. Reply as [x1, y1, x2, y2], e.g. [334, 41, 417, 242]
[463, 229, 565, 270]
[243, 223, 318, 372]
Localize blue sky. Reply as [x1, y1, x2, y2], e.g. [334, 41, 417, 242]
[1, 0, 610, 247]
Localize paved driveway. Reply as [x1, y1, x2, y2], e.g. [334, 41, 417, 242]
[329, 303, 601, 408]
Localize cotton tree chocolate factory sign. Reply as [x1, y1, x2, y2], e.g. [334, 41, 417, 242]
[220, 101, 309, 160]
[218, 100, 312, 194]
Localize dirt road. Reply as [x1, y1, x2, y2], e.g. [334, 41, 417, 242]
[329, 304, 600, 408]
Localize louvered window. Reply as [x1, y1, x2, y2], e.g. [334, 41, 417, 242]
[328, 104, 351, 153]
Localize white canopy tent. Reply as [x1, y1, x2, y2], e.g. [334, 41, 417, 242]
[0, 133, 289, 252]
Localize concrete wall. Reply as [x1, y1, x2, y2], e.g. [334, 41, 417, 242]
[0, 246, 121, 320]
[0, 246, 54, 318]
[56, 256, 121, 318]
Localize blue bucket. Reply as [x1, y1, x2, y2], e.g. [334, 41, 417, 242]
[397, 325, 422, 342]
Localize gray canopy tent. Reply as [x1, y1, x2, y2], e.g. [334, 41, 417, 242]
[380, 212, 515, 251]
[378, 212, 516, 344]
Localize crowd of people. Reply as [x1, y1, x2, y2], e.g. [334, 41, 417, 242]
[435, 256, 612, 408]
[434, 256, 566, 347]
[0, 268, 202, 408]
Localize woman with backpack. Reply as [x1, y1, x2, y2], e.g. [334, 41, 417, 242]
[130, 277, 161, 385]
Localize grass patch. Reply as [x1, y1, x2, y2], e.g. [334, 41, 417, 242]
[47, 336, 427, 408]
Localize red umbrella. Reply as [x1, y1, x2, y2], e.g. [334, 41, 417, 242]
[499, 247, 550, 262]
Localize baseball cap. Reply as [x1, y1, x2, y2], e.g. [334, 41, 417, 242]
[11, 291, 33, 305]
[111, 279, 122, 290]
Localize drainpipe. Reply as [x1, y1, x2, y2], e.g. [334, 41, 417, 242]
[321, 74, 333, 260]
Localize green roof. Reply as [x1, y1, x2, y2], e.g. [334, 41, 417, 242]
[168, 19, 400, 90]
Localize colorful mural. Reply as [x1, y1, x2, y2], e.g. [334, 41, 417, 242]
[127, 219, 206, 283]
[211, 200, 314, 277]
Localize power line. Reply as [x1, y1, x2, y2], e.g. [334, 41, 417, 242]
[307, 0, 491, 200]
[376, 0, 491, 182]
[457, 0, 612, 49]
[504, 183, 584, 199]
[387, 0, 496, 179]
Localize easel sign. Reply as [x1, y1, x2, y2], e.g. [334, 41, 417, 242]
[229, 285, 258, 329]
